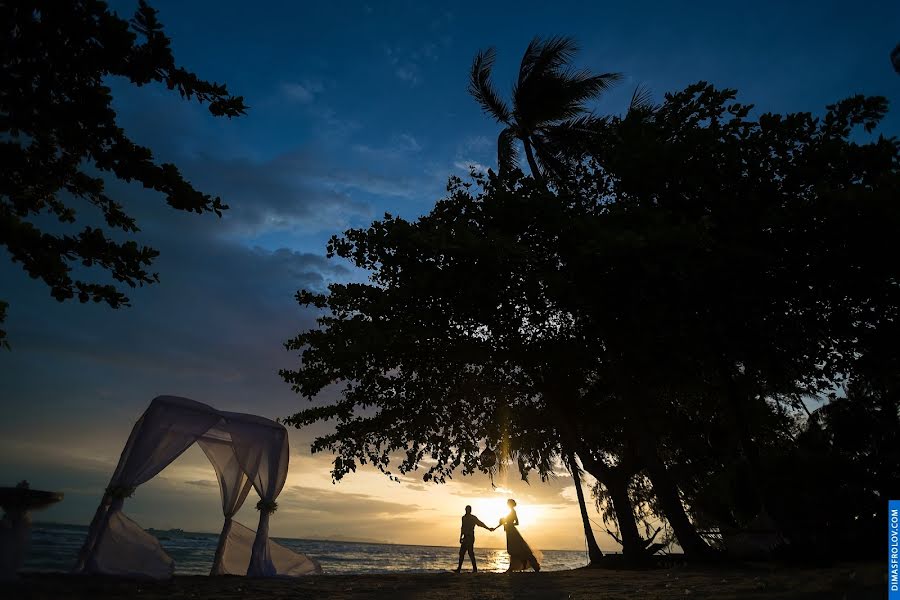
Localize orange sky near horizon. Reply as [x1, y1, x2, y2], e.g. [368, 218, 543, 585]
[1, 425, 613, 553]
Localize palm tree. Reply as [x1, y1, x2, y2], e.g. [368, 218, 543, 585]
[567, 451, 604, 565]
[468, 36, 621, 184]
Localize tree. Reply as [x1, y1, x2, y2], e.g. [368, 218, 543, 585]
[282, 84, 898, 564]
[566, 452, 604, 563]
[468, 36, 621, 184]
[1, 0, 247, 344]
[468, 38, 625, 558]
[578, 85, 899, 545]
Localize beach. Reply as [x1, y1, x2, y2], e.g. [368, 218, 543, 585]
[10, 563, 884, 599]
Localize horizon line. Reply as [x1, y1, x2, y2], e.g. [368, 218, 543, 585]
[34, 520, 599, 554]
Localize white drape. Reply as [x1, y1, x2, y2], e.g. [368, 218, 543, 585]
[91, 511, 174, 579]
[198, 437, 254, 575]
[75, 396, 317, 579]
[76, 398, 223, 574]
[224, 416, 289, 577]
[215, 520, 321, 576]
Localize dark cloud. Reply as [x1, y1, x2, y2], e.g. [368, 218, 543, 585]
[281, 485, 424, 516]
[185, 480, 219, 488]
[169, 152, 375, 237]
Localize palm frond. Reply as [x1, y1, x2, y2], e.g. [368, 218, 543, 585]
[519, 70, 622, 126]
[468, 48, 511, 124]
[518, 36, 579, 86]
[546, 113, 609, 138]
[531, 135, 573, 183]
[497, 127, 519, 174]
[534, 115, 606, 180]
[628, 84, 656, 114]
[563, 70, 623, 109]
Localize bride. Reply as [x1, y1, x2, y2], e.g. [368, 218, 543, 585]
[496, 498, 541, 572]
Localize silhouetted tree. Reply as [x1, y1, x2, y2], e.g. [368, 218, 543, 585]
[468, 38, 624, 558]
[468, 36, 620, 183]
[565, 451, 603, 563]
[1, 0, 246, 344]
[581, 84, 898, 542]
[282, 83, 898, 564]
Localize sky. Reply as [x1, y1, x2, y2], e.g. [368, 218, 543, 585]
[1, 0, 899, 553]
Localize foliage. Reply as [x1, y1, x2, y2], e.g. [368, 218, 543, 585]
[1, 0, 246, 342]
[574, 83, 899, 555]
[283, 79, 899, 559]
[282, 171, 578, 483]
[468, 36, 621, 183]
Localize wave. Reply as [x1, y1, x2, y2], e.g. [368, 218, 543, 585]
[24, 523, 589, 575]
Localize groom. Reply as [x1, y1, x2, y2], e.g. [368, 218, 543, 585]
[454, 505, 494, 573]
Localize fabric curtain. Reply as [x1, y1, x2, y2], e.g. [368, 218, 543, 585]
[216, 520, 321, 576]
[75, 396, 314, 579]
[225, 416, 290, 577]
[77, 397, 223, 576]
[198, 437, 254, 575]
[90, 510, 174, 579]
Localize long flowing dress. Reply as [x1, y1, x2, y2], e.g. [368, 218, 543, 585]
[500, 509, 542, 572]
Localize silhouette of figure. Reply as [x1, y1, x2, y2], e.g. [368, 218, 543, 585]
[454, 505, 491, 572]
[499, 499, 541, 572]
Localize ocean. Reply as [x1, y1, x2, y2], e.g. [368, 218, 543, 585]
[25, 523, 590, 575]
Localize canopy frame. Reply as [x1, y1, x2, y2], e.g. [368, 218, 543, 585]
[74, 395, 319, 578]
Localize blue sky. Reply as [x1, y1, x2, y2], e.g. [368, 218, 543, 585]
[1, 0, 898, 551]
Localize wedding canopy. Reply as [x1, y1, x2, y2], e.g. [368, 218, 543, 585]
[74, 395, 321, 578]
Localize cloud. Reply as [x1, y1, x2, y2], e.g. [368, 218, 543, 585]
[381, 15, 454, 86]
[280, 80, 324, 104]
[352, 133, 422, 159]
[384, 42, 446, 86]
[453, 136, 496, 176]
[306, 104, 361, 139]
[281, 485, 424, 516]
[454, 160, 489, 174]
[185, 479, 219, 488]
[462, 135, 493, 153]
[172, 151, 374, 236]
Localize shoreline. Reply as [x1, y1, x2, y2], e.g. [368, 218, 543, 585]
[33, 521, 581, 553]
[10, 562, 885, 599]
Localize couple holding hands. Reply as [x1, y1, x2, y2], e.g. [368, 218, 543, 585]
[454, 499, 541, 573]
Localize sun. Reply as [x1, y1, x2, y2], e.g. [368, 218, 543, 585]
[469, 494, 542, 532]
[470, 497, 510, 528]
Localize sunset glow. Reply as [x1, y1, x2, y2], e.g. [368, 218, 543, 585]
[3, 4, 894, 591]
[470, 492, 542, 533]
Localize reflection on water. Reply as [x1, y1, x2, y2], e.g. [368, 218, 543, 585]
[485, 549, 510, 573]
[25, 523, 588, 575]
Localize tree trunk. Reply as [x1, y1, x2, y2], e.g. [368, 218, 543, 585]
[625, 388, 716, 560]
[569, 452, 604, 564]
[603, 466, 645, 559]
[521, 138, 543, 184]
[579, 458, 645, 559]
[642, 454, 714, 559]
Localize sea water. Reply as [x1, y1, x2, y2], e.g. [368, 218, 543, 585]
[25, 523, 589, 574]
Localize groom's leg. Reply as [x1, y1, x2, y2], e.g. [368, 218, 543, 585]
[456, 545, 465, 572]
[468, 545, 477, 572]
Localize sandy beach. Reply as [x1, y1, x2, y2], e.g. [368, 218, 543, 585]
[9, 563, 884, 599]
